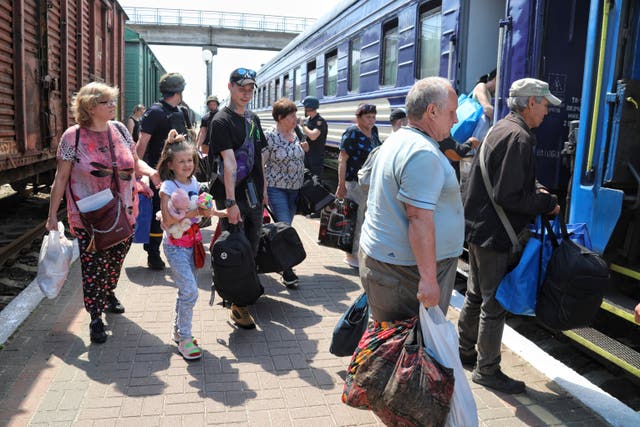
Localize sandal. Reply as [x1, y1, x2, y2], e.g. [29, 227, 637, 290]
[178, 338, 202, 360]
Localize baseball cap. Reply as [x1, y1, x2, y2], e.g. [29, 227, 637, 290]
[229, 68, 257, 86]
[509, 78, 562, 106]
[389, 108, 406, 122]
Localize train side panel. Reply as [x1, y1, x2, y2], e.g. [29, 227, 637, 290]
[0, 0, 126, 188]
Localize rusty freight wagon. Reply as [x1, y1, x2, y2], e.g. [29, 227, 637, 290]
[0, 0, 126, 192]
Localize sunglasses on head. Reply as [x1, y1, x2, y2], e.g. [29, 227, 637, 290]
[232, 68, 257, 80]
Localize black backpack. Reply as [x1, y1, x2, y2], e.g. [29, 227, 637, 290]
[535, 218, 609, 331]
[255, 222, 307, 274]
[211, 226, 263, 306]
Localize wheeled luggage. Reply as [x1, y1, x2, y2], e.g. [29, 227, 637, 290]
[299, 169, 334, 213]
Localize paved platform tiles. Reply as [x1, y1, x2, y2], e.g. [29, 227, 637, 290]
[0, 215, 611, 426]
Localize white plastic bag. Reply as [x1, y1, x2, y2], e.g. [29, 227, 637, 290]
[37, 222, 74, 299]
[420, 305, 478, 427]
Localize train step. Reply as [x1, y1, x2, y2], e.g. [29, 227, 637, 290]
[563, 327, 640, 379]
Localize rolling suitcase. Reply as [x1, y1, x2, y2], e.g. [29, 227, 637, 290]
[299, 169, 334, 213]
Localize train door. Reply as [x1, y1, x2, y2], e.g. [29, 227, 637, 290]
[458, 0, 506, 93]
[497, 0, 589, 195]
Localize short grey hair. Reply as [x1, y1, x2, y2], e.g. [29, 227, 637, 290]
[406, 77, 451, 120]
[507, 95, 544, 112]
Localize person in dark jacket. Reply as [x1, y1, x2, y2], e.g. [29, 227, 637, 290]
[458, 78, 561, 394]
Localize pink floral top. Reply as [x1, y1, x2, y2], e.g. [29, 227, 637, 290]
[58, 121, 137, 233]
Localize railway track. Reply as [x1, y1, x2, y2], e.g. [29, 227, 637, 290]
[0, 185, 61, 310]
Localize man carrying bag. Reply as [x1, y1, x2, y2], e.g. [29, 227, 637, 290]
[459, 78, 561, 394]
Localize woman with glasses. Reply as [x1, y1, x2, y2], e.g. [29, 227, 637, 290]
[263, 98, 309, 287]
[46, 82, 159, 344]
[336, 103, 381, 268]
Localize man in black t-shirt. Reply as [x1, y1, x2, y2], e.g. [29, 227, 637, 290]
[209, 67, 267, 329]
[300, 96, 328, 181]
[196, 95, 219, 154]
[137, 72, 193, 270]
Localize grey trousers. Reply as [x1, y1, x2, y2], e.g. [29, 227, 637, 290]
[358, 251, 458, 321]
[458, 242, 510, 375]
[345, 181, 366, 258]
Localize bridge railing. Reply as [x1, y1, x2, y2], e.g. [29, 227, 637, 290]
[124, 7, 315, 34]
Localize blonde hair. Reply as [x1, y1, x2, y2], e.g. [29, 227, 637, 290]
[71, 82, 119, 127]
[156, 129, 198, 180]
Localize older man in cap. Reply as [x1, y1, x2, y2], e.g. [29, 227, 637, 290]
[208, 68, 267, 330]
[458, 78, 561, 394]
[137, 72, 193, 270]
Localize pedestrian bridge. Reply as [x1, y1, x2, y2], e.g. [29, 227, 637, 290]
[124, 7, 314, 50]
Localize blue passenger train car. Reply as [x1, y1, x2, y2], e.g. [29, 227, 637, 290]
[256, 0, 639, 378]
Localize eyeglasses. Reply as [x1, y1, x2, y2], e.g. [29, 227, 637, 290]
[98, 99, 117, 106]
[230, 67, 257, 84]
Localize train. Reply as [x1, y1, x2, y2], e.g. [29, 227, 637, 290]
[123, 28, 167, 122]
[254, 0, 640, 379]
[0, 0, 127, 192]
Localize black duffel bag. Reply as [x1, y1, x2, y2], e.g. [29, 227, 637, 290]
[211, 225, 264, 306]
[255, 221, 307, 274]
[535, 218, 609, 331]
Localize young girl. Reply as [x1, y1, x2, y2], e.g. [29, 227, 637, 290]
[157, 130, 226, 360]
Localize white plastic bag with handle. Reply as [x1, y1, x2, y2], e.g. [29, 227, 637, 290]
[420, 305, 478, 427]
[37, 221, 74, 299]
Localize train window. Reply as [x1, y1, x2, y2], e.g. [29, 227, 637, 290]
[284, 74, 290, 98]
[307, 61, 317, 98]
[275, 79, 281, 99]
[418, 4, 442, 79]
[325, 50, 338, 97]
[262, 86, 267, 108]
[382, 19, 399, 86]
[295, 66, 302, 101]
[350, 36, 361, 93]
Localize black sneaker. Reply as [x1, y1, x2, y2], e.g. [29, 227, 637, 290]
[107, 294, 125, 314]
[282, 269, 299, 288]
[89, 318, 108, 343]
[459, 349, 478, 367]
[147, 252, 165, 270]
[472, 369, 526, 394]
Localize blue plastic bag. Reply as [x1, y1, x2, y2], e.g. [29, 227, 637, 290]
[451, 94, 483, 142]
[496, 217, 549, 316]
[133, 194, 152, 244]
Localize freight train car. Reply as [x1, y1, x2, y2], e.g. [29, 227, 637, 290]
[123, 28, 166, 121]
[0, 0, 126, 191]
[255, 0, 639, 378]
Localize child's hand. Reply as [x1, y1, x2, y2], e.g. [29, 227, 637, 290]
[198, 207, 227, 218]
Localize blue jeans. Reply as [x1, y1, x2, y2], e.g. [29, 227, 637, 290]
[267, 187, 299, 225]
[163, 242, 198, 341]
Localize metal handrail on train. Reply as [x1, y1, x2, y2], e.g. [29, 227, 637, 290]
[123, 7, 315, 34]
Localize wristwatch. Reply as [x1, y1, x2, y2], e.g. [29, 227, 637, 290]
[224, 199, 236, 208]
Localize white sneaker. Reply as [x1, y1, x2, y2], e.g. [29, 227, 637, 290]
[343, 255, 359, 268]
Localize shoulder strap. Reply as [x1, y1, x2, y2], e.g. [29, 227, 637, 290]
[179, 106, 192, 129]
[478, 127, 521, 252]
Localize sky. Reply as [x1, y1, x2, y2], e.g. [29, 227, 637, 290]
[118, 0, 344, 114]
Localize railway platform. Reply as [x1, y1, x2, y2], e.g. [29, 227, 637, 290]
[0, 214, 628, 426]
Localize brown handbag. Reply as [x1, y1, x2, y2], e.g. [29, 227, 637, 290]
[69, 125, 134, 252]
